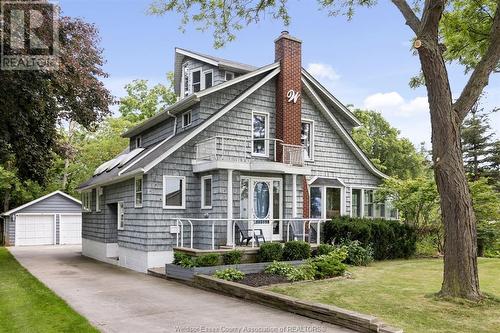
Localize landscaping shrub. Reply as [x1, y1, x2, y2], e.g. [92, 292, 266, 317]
[213, 268, 245, 281]
[477, 223, 500, 257]
[194, 253, 220, 267]
[173, 252, 195, 268]
[283, 241, 311, 261]
[340, 239, 374, 266]
[264, 261, 295, 276]
[323, 216, 416, 260]
[257, 242, 283, 262]
[222, 250, 243, 265]
[308, 249, 348, 279]
[316, 244, 336, 256]
[286, 263, 316, 282]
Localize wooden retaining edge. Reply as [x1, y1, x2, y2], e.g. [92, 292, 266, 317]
[194, 275, 403, 333]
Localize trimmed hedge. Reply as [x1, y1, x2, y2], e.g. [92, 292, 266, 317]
[323, 217, 416, 260]
[283, 241, 311, 261]
[257, 242, 283, 262]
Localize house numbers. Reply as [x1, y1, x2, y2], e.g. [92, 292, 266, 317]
[287, 89, 300, 104]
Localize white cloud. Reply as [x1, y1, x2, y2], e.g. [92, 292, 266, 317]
[361, 92, 431, 146]
[306, 63, 340, 82]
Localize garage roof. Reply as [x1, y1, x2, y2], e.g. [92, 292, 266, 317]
[2, 191, 81, 216]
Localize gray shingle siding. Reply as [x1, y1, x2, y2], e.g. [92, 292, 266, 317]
[15, 194, 81, 214]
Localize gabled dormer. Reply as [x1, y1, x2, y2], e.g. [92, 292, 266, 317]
[174, 48, 257, 98]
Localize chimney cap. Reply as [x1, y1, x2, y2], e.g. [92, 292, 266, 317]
[275, 31, 302, 43]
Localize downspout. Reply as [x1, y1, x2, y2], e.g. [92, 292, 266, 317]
[167, 111, 177, 136]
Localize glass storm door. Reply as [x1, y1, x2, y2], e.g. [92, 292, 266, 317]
[242, 178, 282, 242]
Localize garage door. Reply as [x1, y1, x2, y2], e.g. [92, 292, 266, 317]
[16, 214, 55, 246]
[60, 214, 82, 245]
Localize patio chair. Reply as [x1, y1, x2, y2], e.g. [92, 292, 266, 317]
[289, 220, 319, 243]
[235, 221, 266, 246]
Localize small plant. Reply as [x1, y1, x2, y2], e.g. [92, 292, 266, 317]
[316, 243, 336, 256]
[286, 263, 316, 282]
[214, 268, 245, 281]
[173, 252, 195, 268]
[341, 239, 374, 266]
[257, 242, 283, 262]
[264, 261, 295, 276]
[195, 253, 220, 267]
[283, 241, 311, 261]
[222, 250, 243, 265]
[308, 250, 348, 279]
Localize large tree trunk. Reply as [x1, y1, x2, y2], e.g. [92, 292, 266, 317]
[418, 39, 481, 301]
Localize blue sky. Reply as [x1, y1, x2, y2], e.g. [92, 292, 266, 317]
[59, 0, 499, 147]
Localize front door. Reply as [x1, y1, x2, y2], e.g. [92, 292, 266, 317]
[241, 177, 282, 241]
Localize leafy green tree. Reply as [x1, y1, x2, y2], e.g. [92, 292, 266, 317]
[152, 0, 500, 300]
[352, 109, 428, 179]
[461, 102, 497, 181]
[119, 73, 177, 122]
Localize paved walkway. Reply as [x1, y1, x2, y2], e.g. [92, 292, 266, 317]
[9, 246, 353, 333]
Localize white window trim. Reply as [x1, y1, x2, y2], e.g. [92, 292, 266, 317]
[96, 187, 102, 212]
[301, 119, 315, 162]
[134, 175, 143, 208]
[251, 110, 269, 157]
[201, 175, 213, 209]
[310, 185, 346, 219]
[225, 71, 235, 81]
[182, 110, 192, 128]
[190, 67, 202, 93]
[163, 175, 186, 209]
[202, 69, 214, 89]
[117, 201, 125, 230]
[82, 191, 92, 213]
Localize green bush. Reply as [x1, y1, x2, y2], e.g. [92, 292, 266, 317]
[195, 253, 220, 267]
[264, 261, 295, 276]
[283, 241, 311, 261]
[316, 244, 336, 256]
[323, 216, 416, 260]
[340, 239, 374, 266]
[308, 250, 347, 279]
[257, 242, 283, 262]
[222, 250, 243, 265]
[477, 223, 500, 257]
[213, 268, 245, 281]
[173, 252, 195, 268]
[286, 263, 316, 282]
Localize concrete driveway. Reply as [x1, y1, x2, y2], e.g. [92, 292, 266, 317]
[9, 246, 353, 333]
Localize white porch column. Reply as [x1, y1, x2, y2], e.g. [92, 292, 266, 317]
[292, 174, 297, 218]
[226, 169, 234, 245]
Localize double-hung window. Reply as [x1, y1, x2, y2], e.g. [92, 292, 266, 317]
[203, 69, 213, 89]
[96, 187, 103, 212]
[351, 189, 362, 217]
[135, 176, 143, 208]
[252, 112, 268, 156]
[82, 191, 92, 212]
[301, 120, 314, 161]
[364, 189, 375, 218]
[182, 111, 192, 128]
[181, 64, 189, 97]
[163, 176, 186, 209]
[201, 175, 212, 209]
[191, 68, 201, 93]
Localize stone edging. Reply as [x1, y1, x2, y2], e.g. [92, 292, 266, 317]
[194, 274, 403, 333]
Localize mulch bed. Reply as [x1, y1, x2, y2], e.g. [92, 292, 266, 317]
[238, 273, 289, 287]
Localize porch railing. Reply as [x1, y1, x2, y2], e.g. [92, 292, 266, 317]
[173, 218, 328, 250]
[195, 136, 305, 166]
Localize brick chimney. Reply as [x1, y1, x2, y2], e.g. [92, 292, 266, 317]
[275, 31, 302, 162]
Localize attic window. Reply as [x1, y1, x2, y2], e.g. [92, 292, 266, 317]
[203, 69, 213, 89]
[182, 64, 189, 97]
[191, 68, 201, 93]
[135, 136, 142, 148]
[225, 71, 234, 81]
[182, 111, 192, 128]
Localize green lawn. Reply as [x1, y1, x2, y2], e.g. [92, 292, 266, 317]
[0, 247, 98, 333]
[270, 258, 500, 333]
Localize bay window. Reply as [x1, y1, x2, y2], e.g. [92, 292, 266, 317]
[351, 188, 362, 217]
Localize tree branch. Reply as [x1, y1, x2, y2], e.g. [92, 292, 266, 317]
[419, 0, 446, 37]
[454, 4, 500, 122]
[391, 0, 421, 34]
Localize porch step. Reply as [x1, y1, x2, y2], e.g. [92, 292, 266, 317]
[148, 267, 167, 279]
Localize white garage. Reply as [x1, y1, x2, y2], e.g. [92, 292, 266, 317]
[1, 191, 82, 246]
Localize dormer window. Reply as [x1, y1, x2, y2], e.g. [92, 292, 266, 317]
[135, 136, 142, 148]
[182, 111, 192, 128]
[191, 68, 201, 93]
[182, 64, 189, 97]
[225, 71, 235, 81]
[203, 69, 213, 89]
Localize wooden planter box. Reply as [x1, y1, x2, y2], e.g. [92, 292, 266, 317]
[166, 260, 306, 281]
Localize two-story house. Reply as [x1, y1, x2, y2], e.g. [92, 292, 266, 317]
[78, 32, 395, 272]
